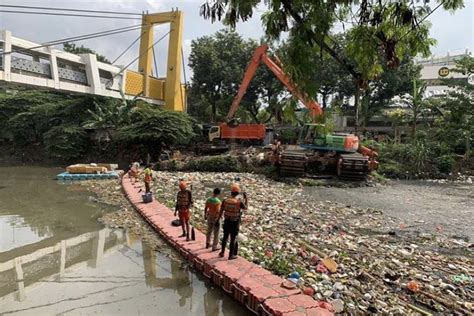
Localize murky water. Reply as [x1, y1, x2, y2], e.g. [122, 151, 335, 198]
[0, 167, 249, 315]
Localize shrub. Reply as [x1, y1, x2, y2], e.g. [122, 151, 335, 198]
[43, 125, 88, 160]
[436, 154, 455, 174]
[378, 161, 406, 178]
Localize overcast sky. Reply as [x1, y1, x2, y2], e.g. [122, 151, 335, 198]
[1, 0, 473, 81]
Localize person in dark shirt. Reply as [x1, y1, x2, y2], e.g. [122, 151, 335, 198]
[218, 183, 247, 260]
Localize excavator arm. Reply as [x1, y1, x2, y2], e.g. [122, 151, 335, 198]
[226, 44, 323, 122]
[227, 44, 378, 171]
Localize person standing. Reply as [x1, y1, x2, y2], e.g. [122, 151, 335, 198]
[143, 164, 153, 193]
[128, 162, 139, 185]
[219, 184, 247, 260]
[174, 181, 193, 241]
[204, 188, 222, 251]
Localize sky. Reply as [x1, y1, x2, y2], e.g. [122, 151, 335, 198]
[0, 0, 473, 81]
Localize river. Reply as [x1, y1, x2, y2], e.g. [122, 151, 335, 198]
[0, 167, 249, 315]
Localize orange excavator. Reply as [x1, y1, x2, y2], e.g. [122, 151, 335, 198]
[228, 44, 378, 180]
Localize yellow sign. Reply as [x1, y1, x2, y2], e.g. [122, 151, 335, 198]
[438, 67, 450, 77]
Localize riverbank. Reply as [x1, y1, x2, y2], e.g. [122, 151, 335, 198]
[142, 171, 473, 314]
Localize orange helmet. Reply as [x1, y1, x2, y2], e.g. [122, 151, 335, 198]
[179, 180, 187, 190]
[231, 183, 240, 193]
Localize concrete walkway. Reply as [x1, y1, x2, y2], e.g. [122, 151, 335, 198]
[122, 176, 334, 315]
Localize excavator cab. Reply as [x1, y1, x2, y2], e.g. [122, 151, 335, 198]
[298, 124, 359, 153]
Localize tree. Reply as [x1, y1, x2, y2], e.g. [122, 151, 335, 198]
[116, 105, 196, 158]
[279, 33, 421, 130]
[188, 29, 283, 123]
[200, 0, 464, 131]
[399, 79, 427, 138]
[362, 56, 422, 129]
[188, 30, 250, 122]
[385, 108, 407, 143]
[0, 89, 195, 161]
[437, 56, 474, 159]
[63, 43, 111, 64]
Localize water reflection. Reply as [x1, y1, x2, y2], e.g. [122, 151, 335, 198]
[0, 215, 51, 252]
[0, 228, 124, 302]
[143, 242, 193, 306]
[0, 227, 249, 315]
[0, 167, 107, 256]
[0, 167, 248, 315]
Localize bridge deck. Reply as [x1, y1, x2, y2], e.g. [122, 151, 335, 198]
[0, 30, 164, 105]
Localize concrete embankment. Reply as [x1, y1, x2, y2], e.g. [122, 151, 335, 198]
[121, 176, 334, 316]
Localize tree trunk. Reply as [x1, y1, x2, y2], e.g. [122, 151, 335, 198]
[322, 93, 327, 109]
[354, 86, 360, 136]
[211, 103, 217, 122]
[361, 92, 370, 130]
[465, 136, 471, 160]
[412, 107, 417, 139]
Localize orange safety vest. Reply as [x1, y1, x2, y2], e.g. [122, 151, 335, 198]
[144, 168, 152, 183]
[223, 197, 241, 221]
[205, 197, 221, 218]
[177, 190, 191, 210]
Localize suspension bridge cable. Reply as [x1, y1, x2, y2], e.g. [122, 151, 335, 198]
[0, 4, 143, 16]
[2, 25, 143, 56]
[399, 2, 443, 40]
[0, 9, 141, 20]
[181, 47, 188, 86]
[43, 24, 143, 46]
[112, 32, 144, 64]
[152, 46, 159, 77]
[114, 30, 171, 77]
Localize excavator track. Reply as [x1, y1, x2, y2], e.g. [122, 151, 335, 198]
[279, 151, 307, 177]
[337, 154, 370, 181]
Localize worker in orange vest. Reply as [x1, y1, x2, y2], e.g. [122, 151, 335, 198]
[128, 162, 139, 185]
[204, 188, 222, 251]
[174, 180, 193, 241]
[219, 183, 247, 260]
[143, 164, 153, 193]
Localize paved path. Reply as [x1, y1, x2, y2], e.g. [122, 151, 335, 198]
[122, 176, 334, 316]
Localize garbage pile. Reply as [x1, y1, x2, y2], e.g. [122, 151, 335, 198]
[152, 171, 474, 314]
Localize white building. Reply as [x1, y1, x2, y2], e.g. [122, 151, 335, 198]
[416, 49, 472, 98]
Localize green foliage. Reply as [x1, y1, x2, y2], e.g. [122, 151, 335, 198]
[43, 125, 88, 159]
[278, 127, 300, 144]
[370, 136, 458, 178]
[0, 89, 196, 162]
[188, 29, 284, 123]
[261, 251, 301, 276]
[436, 56, 474, 159]
[436, 155, 455, 174]
[116, 106, 196, 148]
[200, 0, 463, 98]
[63, 43, 111, 64]
[278, 34, 421, 129]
